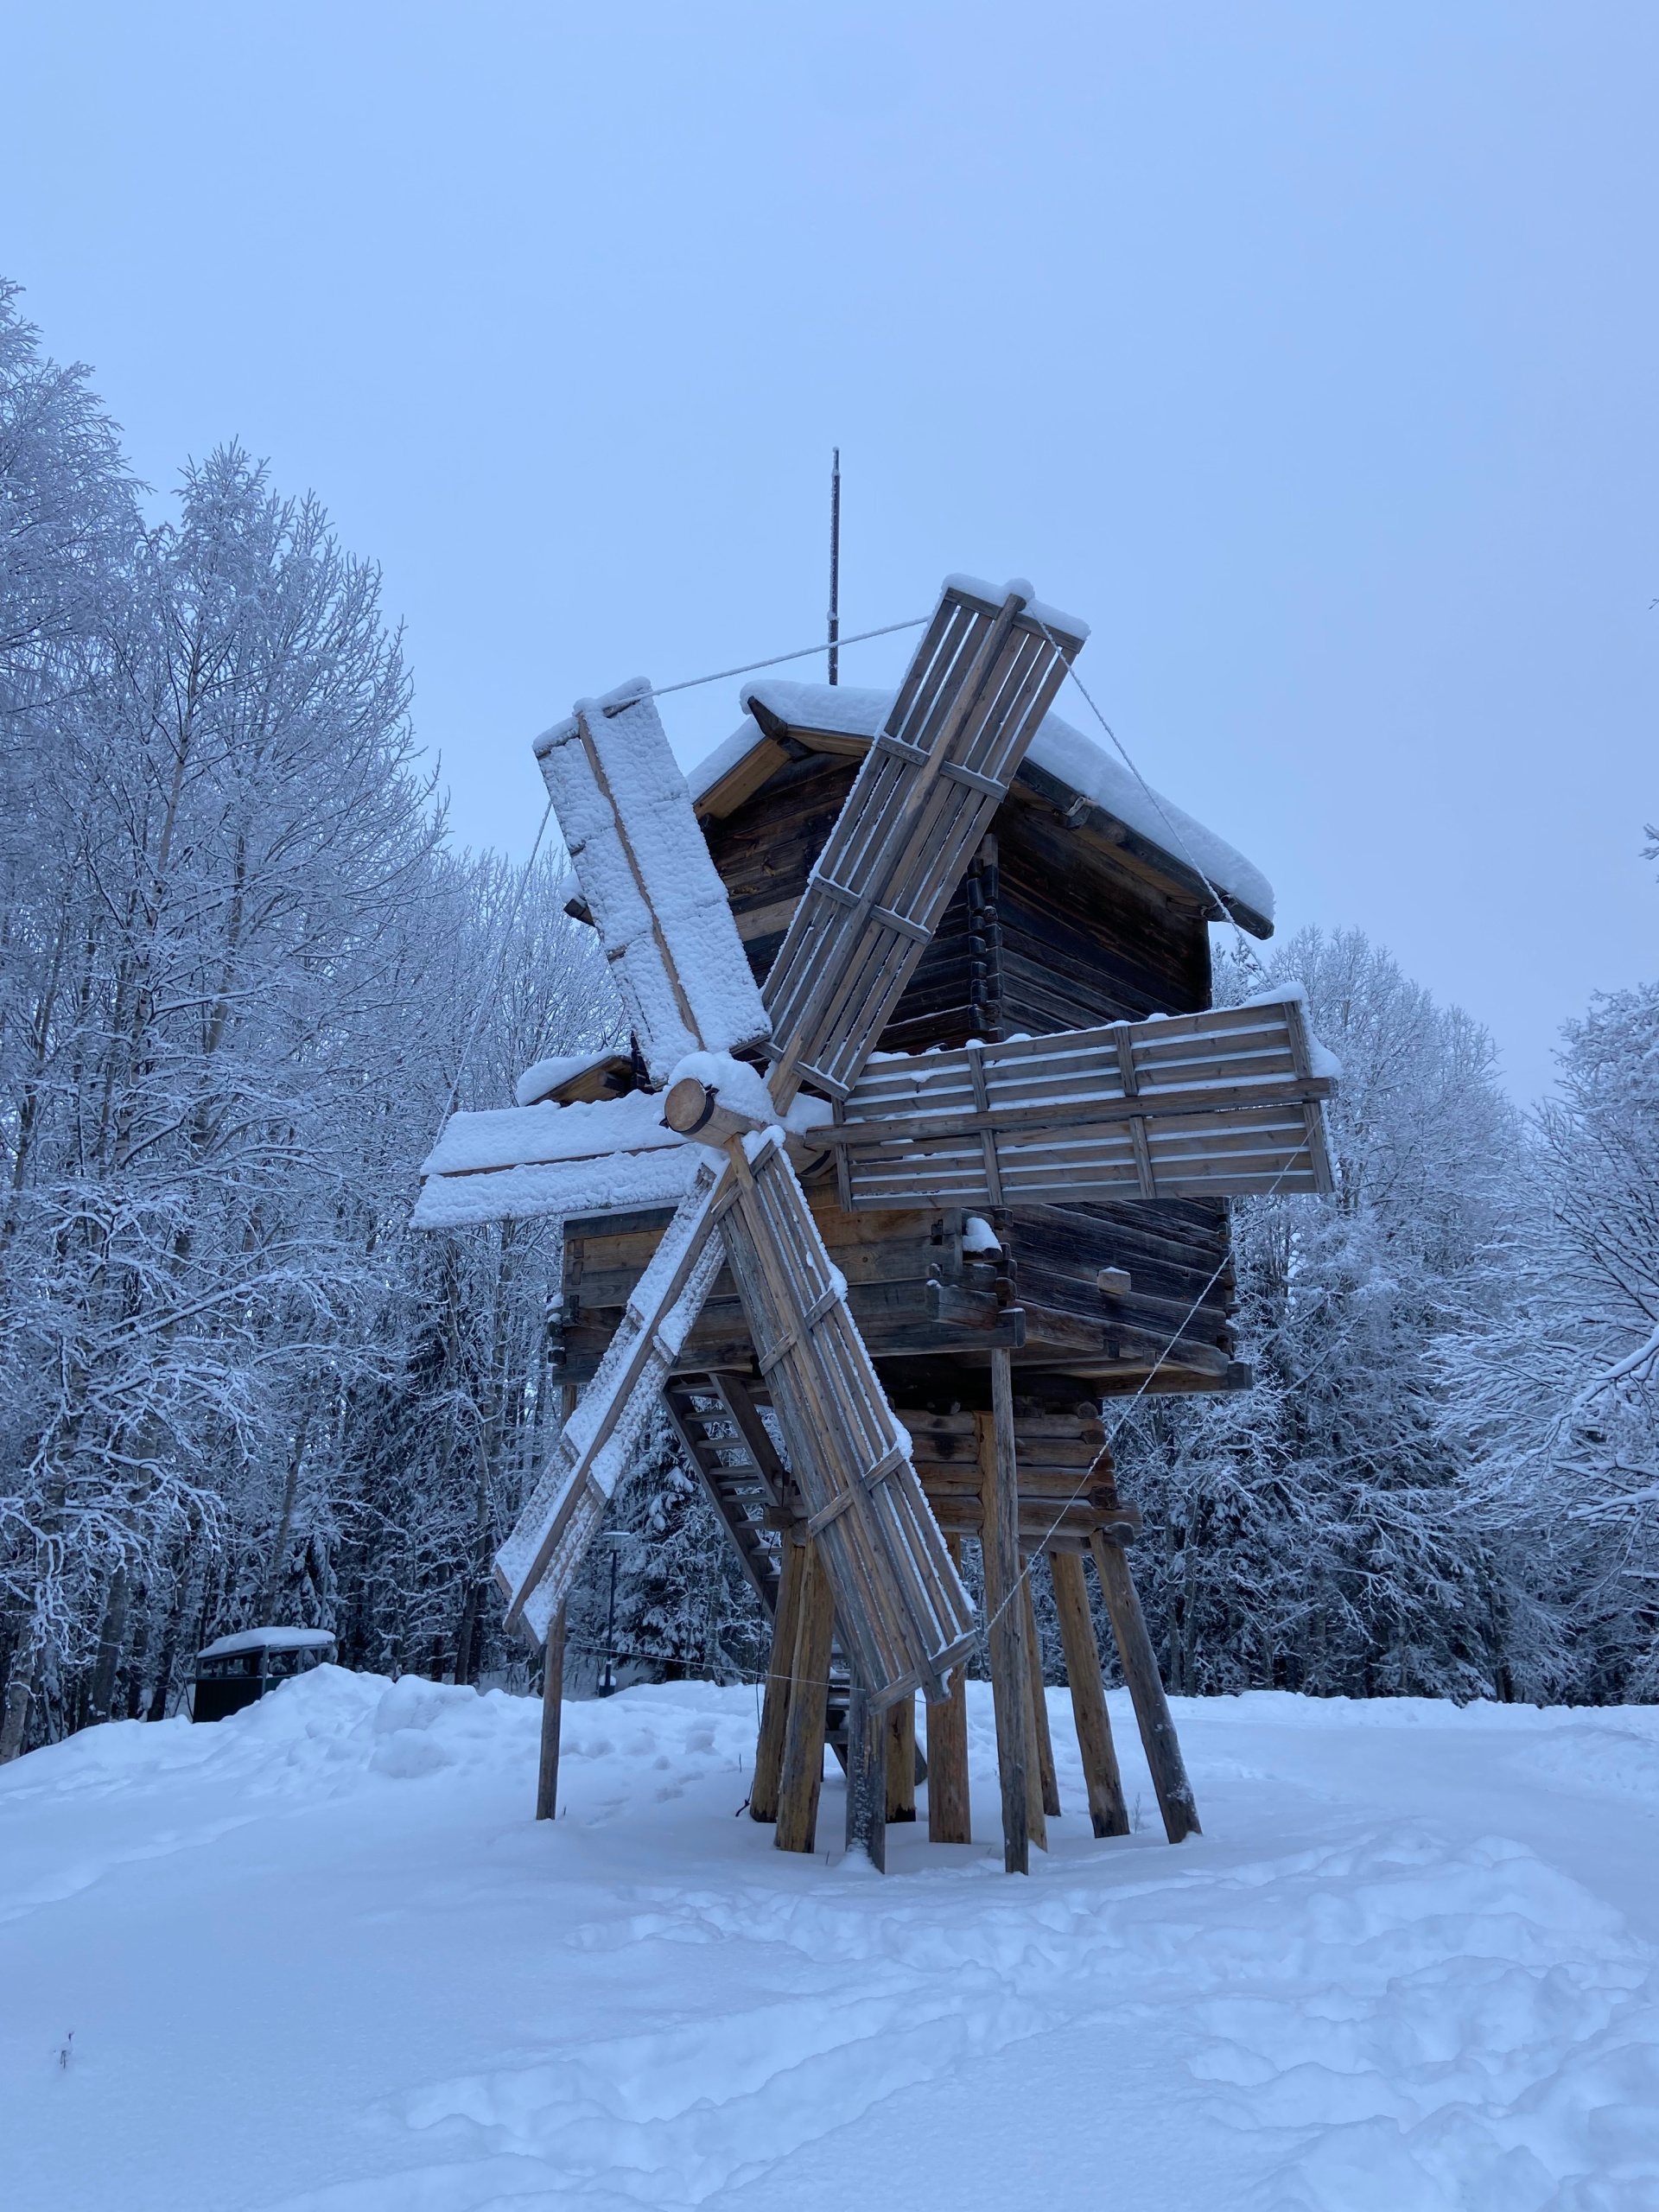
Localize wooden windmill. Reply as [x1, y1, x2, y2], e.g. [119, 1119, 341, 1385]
[416, 574, 1336, 1873]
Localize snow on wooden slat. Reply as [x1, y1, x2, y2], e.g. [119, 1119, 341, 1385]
[411, 1147, 702, 1230]
[535, 680, 769, 1085]
[497, 1160, 729, 1640]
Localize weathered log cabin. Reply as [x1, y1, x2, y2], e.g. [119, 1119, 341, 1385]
[550, 677, 1276, 1434]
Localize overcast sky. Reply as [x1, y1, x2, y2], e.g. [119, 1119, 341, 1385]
[5, 2, 1655, 1097]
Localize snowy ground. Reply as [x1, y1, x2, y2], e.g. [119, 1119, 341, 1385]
[5, 1673, 1659, 2212]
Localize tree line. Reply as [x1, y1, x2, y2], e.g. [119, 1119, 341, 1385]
[2, 283, 1654, 1758]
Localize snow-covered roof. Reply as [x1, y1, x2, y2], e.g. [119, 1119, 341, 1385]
[514, 1049, 617, 1109]
[198, 1626, 336, 1662]
[690, 680, 1274, 936]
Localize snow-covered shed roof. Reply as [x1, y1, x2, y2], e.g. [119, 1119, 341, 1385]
[689, 680, 1274, 938]
[198, 1626, 336, 1662]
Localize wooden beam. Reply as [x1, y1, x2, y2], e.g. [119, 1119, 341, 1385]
[1089, 1530, 1200, 1844]
[926, 1536, 973, 1846]
[978, 1358, 1032, 1872]
[750, 1536, 807, 1823]
[1048, 1548, 1128, 1838]
[1021, 1567, 1061, 1821]
[774, 1541, 836, 1853]
[885, 1695, 918, 1823]
[535, 1605, 566, 1822]
[844, 1675, 887, 1872]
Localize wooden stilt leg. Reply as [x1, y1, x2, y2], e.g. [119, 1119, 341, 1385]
[979, 1351, 1031, 1873]
[774, 1540, 835, 1854]
[1049, 1548, 1128, 1837]
[1090, 1531, 1200, 1842]
[927, 1536, 972, 1845]
[1021, 1567, 1061, 1821]
[844, 1675, 887, 1871]
[535, 1605, 567, 1821]
[884, 1694, 918, 1822]
[750, 1534, 807, 1822]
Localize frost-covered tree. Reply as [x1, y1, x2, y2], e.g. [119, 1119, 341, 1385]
[1440, 965, 1659, 1699]
[0, 283, 617, 1753]
[1114, 928, 1522, 1700]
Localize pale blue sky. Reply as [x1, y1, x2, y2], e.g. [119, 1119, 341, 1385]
[5, 2, 1655, 1096]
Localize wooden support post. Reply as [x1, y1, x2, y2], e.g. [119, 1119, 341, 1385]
[1090, 1531, 1200, 1843]
[885, 1694, 918, 1822]
[926, 1537, 972, 1844]
[774, 1540, 836, 1854]
[979, 1351, 1032, 1872]
[750, 1533, 807, 1822]
[1048, 1548, 1128, 1838]
[844, 1675, 887, 1872]
[1021, 1567, 1061, 1821]
[535, 1605, 567, 1822]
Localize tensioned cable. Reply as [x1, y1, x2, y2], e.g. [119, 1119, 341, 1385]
[647, 615, 928, 700]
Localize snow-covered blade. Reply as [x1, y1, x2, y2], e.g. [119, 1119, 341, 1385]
[535, 681, 768, 1085]
[411, 1145, 702, 1230]
[495, 1158, 728, 1637]
[412, 1090, 697, 1229]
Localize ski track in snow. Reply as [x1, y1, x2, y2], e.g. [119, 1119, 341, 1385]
[4, 1673, 1659, 2212]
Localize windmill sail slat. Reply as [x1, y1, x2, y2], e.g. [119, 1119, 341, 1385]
[495, 1160, 728, 1636]
[412, 1144, 702, 1231]
[716, 1130, 976, 1705]
[834, 997, 1337, 1210]
[535, 680, 769, 1085]
[762, 580, 1087, 1104]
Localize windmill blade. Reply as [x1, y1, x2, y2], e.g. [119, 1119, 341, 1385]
[412, 1089, 702, 1229]
[496, 1157, 728, 1638]
[536, 679, 769, 1085]
[762, 575, 1088, 1107]
[714, 1127, 976, 1707]
[826, 995, 1338, 1210]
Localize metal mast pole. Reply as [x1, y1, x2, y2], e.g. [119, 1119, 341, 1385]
[828, 447, 841, 685]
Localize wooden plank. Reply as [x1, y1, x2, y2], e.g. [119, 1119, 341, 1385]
[925, 1535, 973, 1846]
[832, 1074, 1335, 1148]
[763, 581, 1086, 1107]
[535, 1605, 566, 1822]
[1049, 1548, 1128, 1838]
[844, 1675, 887, 1872]
[1022, 1567, 1061, 1821]
[979, 1361, 1033, 1872]
[885, 1695, 918, 1823]
[750, 1536, 807, 1823]
[1090, 1530, 1200, 1844]
[717, 1130, 975, 1707]
[774, 1540, 836, 1853]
